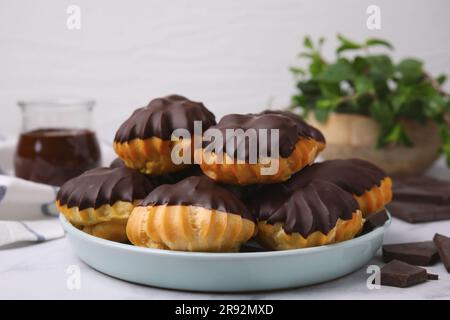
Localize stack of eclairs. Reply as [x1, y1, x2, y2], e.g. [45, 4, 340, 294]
[56, 95, 393, 252]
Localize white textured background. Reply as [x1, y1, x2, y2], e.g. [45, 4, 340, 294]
[1, 0, 449, 142]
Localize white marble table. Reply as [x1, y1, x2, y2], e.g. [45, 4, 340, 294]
[1, 160, 450, 300]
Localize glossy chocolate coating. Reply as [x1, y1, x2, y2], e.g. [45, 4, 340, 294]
[139, 175, 255, 222]
[259, 110, 325, 143]
[259, 180, 358, 237]
[286, 159, 387, 196]
[57, 167, 156, 210]
[114, 95, 216, 143]
[203, 112, 323, 159]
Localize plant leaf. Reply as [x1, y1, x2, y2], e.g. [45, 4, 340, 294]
[304, 36, 313, 49]
[354, 76, 375, 95]
[365, 38, 394, 50]
[290, 67, 305, 75]
[397, 58, 423, 83]
[319, 58, 355, 82]
[336, 34, 363, 54]
[437, 74, 447, 85]
[366, 55, 395, 77]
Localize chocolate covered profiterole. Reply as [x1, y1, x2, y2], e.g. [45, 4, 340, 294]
[257, 180, 363, 250]
[126, 176, 256, 252]
[283, 159, 392, 216]
[198, 111, 325, 185]
[114, 95, 216, 175]
[56, 167, 155, 242]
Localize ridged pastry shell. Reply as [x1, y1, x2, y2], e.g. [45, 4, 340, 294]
[198, 138, 325, 185]
[126, 204, 256, 252]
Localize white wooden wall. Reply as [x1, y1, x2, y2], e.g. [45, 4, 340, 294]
[1, 0, 449, 142]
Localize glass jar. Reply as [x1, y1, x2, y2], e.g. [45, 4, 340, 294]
[14, 99, 102, 186]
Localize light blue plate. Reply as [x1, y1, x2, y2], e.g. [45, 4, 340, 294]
[60, 213, 391, 292]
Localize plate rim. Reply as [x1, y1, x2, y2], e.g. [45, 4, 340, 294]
[60, 211, 391, 259]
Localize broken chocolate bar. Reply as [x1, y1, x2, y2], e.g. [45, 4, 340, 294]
[433, 233, 450, 273]
[383, 241, 439, 266]
[361, 209, 389, 234]
[388, 175, 450, 223]
[380, 260, 429, 288]
[388, 202, 450, 223]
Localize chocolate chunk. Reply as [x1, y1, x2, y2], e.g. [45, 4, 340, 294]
[387, 202, 450, 223]
[427, 273, 439, 280]
[393, 175, 450, 204]
[239, 243, 268, 253]
[382, 241, 439, 266]
[433, 233, 450, 273]
[361, 210, 389, 234]
[388, 175, 450, 223]
[380, 260, 428, 288]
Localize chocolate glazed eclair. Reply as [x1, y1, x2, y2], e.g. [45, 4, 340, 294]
[126, 176, 256, 252]
[114, 95, 216, 175]
[285, 159, 393, 216]
[56, 167, 156, 242]
[197, 110, 325, 185]
[256, 180, 363, 250]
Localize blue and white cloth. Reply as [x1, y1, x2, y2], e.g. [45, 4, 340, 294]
[0, 138, 115, 247]
[0, 174, 63, 246]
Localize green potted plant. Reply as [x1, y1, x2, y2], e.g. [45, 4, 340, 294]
[290, 35, 450, 174]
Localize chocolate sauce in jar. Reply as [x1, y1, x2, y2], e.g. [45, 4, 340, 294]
[14, 128, 101, 186]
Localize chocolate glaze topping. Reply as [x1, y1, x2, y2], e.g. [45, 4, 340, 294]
[259, 110, 325, 143]
[139, 175, 255, 222]
[110, 157, 126, 168]
[203, 111, 323, 159]
[114, 95, 216, 143]
[57, 167, 156, 210]
[260, 180, 358, 236]
[286, 159, 387, 196]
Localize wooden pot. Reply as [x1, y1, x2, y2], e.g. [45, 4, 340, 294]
[307, 113, 441, 174]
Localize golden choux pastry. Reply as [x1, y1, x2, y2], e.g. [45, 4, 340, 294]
[255, 180, 363, 250]
[114, 94, 216, 175]
[197, 110, 325, 185]
[283, 158, 392, 216]
[56, 167, 155, 242]
[126, 176, 256, 252]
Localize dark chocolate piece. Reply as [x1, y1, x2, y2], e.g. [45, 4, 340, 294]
[259, 110, 325, 143]
[382, 241, 439, 266]
[110, 158, 126, 168]
[115, 95, 216, 143]
[361, 210, 390, 234]
[387, 202, 450, 223]
[380, 260, 428, 288]
[57, 167, 156, 210]
[260, 180, 358, 237]
[392, 175, 450, 204]
[427, 273, 439, 280]
[286, 159, 387, 196]
[139, 175, 254, 222]
[388, 175, 450, 223]
[433, 233, 450, 273]
[203, 112, 324, 160]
